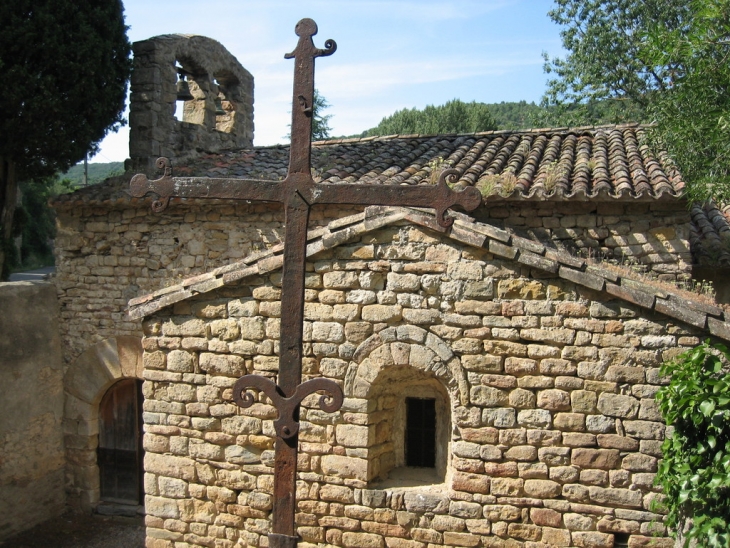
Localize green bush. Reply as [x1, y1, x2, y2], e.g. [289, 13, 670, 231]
[656, 340, 730, 547]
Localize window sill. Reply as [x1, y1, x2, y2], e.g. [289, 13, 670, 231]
[370, 467, 445, 491]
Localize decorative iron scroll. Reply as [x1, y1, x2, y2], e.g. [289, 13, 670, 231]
[233, 375, 343, 439]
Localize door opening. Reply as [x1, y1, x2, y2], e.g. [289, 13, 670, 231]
[98, 378, 143, 505]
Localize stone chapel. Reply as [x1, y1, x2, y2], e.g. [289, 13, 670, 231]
[44, 32, 730, 548]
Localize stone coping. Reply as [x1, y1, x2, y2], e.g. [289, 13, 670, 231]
[127, 206, 730, 342]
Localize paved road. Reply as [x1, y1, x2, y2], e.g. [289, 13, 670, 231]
[0, 513, 145, 548]
[7, 266, 56, 282]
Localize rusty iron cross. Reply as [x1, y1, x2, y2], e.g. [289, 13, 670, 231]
[130, 18, 481, 548]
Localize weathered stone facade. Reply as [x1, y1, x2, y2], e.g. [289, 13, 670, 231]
[129, 34, 254, 173]
[130, 208, 715, 548]
[53, 198, 359, 369]
[52, 193, 691, 371]
[35, 28, 730, 546]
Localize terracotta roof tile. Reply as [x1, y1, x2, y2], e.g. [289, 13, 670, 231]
[690, 201, 730, 266]
[54, 124, 684, 209]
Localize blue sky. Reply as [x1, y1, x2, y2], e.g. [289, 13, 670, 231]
[92, 0, 564, 163]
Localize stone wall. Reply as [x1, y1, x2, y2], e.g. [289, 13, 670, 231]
[53, 199, 689, 371]
[0, 282, 65, 541]
[129, 35, 254, 173]
[53, 201, 362, 370]
[138, 223, 692, 548]
[478, 201, 692, 281]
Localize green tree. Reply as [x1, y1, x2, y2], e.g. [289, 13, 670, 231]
[543, 0, 689, 110]
[0, 0, 132, 278]
[642, 0, 730, 203]
[365, 99, 498, 137]
[311, 89, 333, 140]
[543, 0, 730, 202]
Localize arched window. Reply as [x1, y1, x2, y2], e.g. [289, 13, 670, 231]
[339, 328, 468, 489]
[368, 369, 451, 486]
[98, 379, 144, 505]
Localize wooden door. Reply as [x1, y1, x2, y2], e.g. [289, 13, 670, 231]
[98, 379, 143, 504]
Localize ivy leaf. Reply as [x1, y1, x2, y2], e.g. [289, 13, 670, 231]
[701, 400, 717, 418]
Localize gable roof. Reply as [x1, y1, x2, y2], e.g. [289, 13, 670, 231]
[175, 124, 683, 201]
[128, 205, 730, 343]
[53, 123, 729, 266]
[54, 124, 683, 210]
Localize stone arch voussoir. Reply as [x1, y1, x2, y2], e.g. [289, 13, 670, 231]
[346, 326, 468, 405]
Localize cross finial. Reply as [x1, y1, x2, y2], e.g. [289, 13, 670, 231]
[284, 18, 336, 176]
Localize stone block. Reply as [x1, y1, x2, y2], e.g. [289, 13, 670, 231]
[621, 453, 657, 472]
[361, 305, 402, 322]
[523, 479, 561, 498]
[504, 445, 537, 461]
[572, 531, 613, 548]
[554, 413, 586, 431]
[597, 393, 639, 419]
[403, 492, 449, 513]
[342, 532, 384, 548]
[588, 486, 643, 508]
[462, 354, 502, 372]
[321, 455, 368, 481]
[323, 271, 359, 289]
[538, 389, 571, 411]
[504, 357, 537, 376]
[596, 434, 639, 451]
[452, 471, 490, 494]
[517, 409, 552, 428]
[145, 496, 180, 519]
[571, 448, 621, 470]
[490, 477, 523, 496]
[509, 388, 536, 409]
[470, 386, 508, 407]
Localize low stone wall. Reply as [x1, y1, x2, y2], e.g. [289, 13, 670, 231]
[138, 224, 689, 548]
[0, 282, 65, 541]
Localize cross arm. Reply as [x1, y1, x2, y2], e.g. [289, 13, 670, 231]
[305, 169, 483, 227]
[129, 158, 283, 212]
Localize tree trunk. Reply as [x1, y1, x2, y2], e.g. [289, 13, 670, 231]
[0, 156, 18, 280]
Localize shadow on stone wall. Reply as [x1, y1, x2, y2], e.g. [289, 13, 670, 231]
[0, 281, 64, 541]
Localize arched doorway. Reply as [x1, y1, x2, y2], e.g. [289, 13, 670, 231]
[63, 336, 143, 511]
[98, 378, 144, 505]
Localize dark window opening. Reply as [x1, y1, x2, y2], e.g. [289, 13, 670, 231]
[614, 533, 630, 548]
[405, 397, 436, 468]
[98, 378, 144, 505]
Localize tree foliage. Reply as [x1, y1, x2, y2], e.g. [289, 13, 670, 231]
[365, 99, 497, 137]
[0, 0, 131, 278]
[656, 341, 730, 547]
[543, 0, 689, 109]
[543, 0, 730, 202]
[642, 0, 730, 203]
[311, 89, 333, 141]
